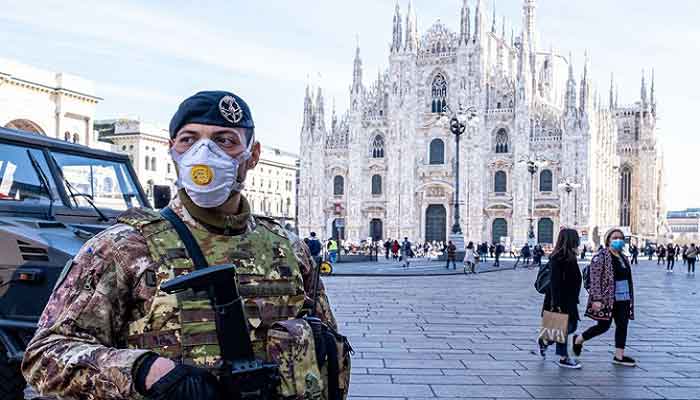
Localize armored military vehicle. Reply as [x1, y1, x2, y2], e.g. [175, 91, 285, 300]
[0, 127, 164, 399]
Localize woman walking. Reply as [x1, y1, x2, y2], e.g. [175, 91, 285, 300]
[536, 229, 582, 368]
[686, 243, 697, 275]
[666, 243, 676, 272]
[572, 228, 636, 367]
[464, 241, 477, 274]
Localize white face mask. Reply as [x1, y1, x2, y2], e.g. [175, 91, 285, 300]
[171, 138, 251, 208]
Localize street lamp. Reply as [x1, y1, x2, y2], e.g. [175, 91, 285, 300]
[558, 178, 581, 227]
[519, 157, 549, 245]
[441, 103, 479, 237]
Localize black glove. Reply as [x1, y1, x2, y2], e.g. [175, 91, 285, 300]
[146, 364, 220, 400]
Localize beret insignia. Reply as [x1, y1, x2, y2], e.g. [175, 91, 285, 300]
[219, 95, 243, 124]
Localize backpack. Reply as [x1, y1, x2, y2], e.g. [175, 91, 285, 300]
[534, 261, 551, 294]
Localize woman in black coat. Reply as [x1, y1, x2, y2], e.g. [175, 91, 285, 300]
[538, 228, 583, 369]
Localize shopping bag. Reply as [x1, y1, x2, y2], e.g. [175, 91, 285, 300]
[538, 310, 569, 344]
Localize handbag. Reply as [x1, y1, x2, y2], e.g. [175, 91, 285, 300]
[538, 310, 569, 344]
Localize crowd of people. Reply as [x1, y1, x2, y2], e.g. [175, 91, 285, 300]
[652, 242, 698, 274]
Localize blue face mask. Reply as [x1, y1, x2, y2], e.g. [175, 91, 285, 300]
[611, 239, 625, 251]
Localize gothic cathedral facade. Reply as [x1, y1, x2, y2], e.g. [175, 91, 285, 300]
[298, 0, 665, 248]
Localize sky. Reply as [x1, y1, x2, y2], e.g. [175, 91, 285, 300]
[1, 0, 698, 210]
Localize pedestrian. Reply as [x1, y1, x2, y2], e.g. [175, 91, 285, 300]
[464, 241, 477, 274]
[494, 242, 504, 267]
[646, 244, 653, 261]
[536, 228, 582, 369]
[521, 244, 532, 268]
[657, 245, 665, 265]
[686, 243, 697, 275]
[675, 244, 681, 261]
[682, 244, 688, 266]
[666, 243, 676, 272]
[489, 243, 495, 259]
[630, 244, 639, 265]
[384, 238, 391, 259]
[327, 237, 339, 263]
[573, 228, 636, 367]
[392, 239, 400, 260]
[21, 90, 349, 399]
[307, 231, 322, 266]
[446, 240, 457, 269]
[401, 237, 412, 268]
[580, 244, 587, 260]
[533, 244, 544, 267]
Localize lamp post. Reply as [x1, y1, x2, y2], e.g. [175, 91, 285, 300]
[519, 157, 549, 246]
[440, 103, 479, 254]
[558, 178, 581, 227]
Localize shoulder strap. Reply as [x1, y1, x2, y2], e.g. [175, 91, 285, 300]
[160, 207, 209, 270]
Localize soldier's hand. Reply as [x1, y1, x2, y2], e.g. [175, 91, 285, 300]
[146, 363, 220, 400]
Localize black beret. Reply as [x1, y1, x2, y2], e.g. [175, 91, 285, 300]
[169, 90, 254, 138]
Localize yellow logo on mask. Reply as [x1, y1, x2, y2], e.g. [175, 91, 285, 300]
[190, 164, 214, 185]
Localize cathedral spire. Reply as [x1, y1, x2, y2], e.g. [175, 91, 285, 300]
[459, 0, 471, 46]
[404, 0, 418, 52]
[474, 0, 482, 42]
[565, 53, 577, 116]
[579, 51, 589, 112]
[609, 72, 615, 110]
[491, 0, 497, 33]
[331, 97, 337, 133]
[522, 0, 536, 53]
[650, 68, 656, 116]
[640, 69, 648, 108]
[315, 86, 325, 131]
[352, 40, 363, 92]
[391, 1, 402, 53]
[501, 15, 506, 39]
[302, 82, 313, 132]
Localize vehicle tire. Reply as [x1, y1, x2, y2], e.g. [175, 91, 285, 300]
[0, 350, 25, 400]
[319, 261, 333, 276]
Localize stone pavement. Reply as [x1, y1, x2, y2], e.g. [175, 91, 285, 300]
[331, 256, 551, 276]
[324, 260, 700, 399]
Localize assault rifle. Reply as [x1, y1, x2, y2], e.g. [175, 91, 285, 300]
[161, 264, 279, 400]
[158, 207, 279, 400]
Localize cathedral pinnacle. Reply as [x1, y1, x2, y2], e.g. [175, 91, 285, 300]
[352, 40, 363, 92]
[474, 0, 482, 42]
[650, 68, 656, 116]
[641, 69, 648, 108]
[491, 0, 497, 33]
[609, 72, 615, 110]
[404, 0, 418, 52]
[392, 1, 402, 53]
[565, 53, 578, 116]
[459, 0, 470, 46]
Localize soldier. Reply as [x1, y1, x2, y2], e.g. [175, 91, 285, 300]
[22, 91, 350, 399]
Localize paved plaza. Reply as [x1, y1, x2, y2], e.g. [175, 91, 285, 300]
[325, 259, 700, 400]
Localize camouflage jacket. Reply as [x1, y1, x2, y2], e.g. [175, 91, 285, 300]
[22, 194, 338, 400]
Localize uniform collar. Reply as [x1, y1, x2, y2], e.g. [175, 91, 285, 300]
[177, 189, 252, 235]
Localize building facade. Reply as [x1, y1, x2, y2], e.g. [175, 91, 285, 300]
[244, 146, 298, 224]
[667, 209, 700, 245]
[0, 58, 102, 146]
[96, 119, 178, 203]
[298, 0, 665, 247]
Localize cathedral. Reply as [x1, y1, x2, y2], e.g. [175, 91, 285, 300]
[298, 0, 665, 248]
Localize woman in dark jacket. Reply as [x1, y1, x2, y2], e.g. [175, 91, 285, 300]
[573, 228, 636, 367]
[537, 228, 582, 368]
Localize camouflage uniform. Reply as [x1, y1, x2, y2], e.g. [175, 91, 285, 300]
[22, 191, 346, 399]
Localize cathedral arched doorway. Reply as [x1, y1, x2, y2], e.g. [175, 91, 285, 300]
[492, 218, 508, 244]
[370, 219, 383, 241]
[5, 119, 45, 135]
[537, 218, 554, 244]
[332, 218, 345, 241]
[425, 205, 446, 243]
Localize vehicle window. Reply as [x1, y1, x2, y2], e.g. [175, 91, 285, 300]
[0, 143, 54, 203]
[51, 152, 145, 211]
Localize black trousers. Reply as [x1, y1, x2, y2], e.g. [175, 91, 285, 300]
[688, 258, 696, 273]
[631, 254, 638, 264]
[446, 257, 456, 268]
[582, 300, 631, 349]
[667, 257, 675, 270]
